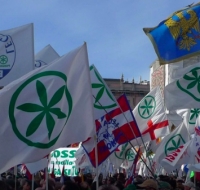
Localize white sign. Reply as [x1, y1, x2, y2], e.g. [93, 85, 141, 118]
[48, 148, 78, 176]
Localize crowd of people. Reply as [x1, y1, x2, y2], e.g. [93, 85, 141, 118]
[0, 172, 199, 190]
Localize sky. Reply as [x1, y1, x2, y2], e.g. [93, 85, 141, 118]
[1, 0, 196, 83]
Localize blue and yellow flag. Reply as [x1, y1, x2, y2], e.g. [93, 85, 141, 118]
[143, 3, 200, 64]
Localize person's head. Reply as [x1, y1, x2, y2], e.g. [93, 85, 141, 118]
[98, 185, 119, 190]
[62, 181, 80, 190]
[183, 181, 194, 190]
[0, 180, 7, 190]
[23, 180, 32, 190]
[177, 179, 184, 189]
[138, 179, 158, 190]
[107, 177, 115, 185]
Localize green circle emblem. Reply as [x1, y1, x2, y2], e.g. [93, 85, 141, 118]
[164, 134, 185, 156]
[0, 55, 8, 64]
[115, 146, 135, 161]
[9, 71, 73, 149]
[138, 95, 156, 119]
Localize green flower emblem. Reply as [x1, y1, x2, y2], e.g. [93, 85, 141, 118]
[125, 148, 135, 161]
[184, 69, 200, 93]
[164, 134, 185, 156]
[138, 95, 156, 119]
[90, 66, 117, 109]
[114, 143, 135, 161]
[17, 80, 67, 139]
[0, 55, 8, 64]
[9, 71, 73, 148]
[177, 67, 200, 101]
[189, 108, 200, 124]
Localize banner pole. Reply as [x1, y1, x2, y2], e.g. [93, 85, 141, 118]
[46, 167, 48, 190]
[94, 134, 99, 190]
[32, 173, 34, 190]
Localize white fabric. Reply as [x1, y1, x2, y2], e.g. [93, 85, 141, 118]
[26, 158, 47, 174]
[90, 65, 118, 120]
[0, 43, 94, 173]
[132, 87, 169, 143]
[153, 122, 190, 165]
[165, 67, 200, 111]
[0, 23, 34, 86]
[35, 44, 60, 68]
[161, 140, 192, 173]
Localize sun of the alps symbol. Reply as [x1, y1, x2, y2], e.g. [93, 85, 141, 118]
[90, 66, 117, 109]
[0, 55, 8, 64]
[114, 143, 135, 161]
[189, 108, 200, 124]
[0, 34, 16, 79]
[164, 134, 185, 156]
[9, 71, 73, 148]
[177, 67, 200, 101]
[138, 95, 156, 119]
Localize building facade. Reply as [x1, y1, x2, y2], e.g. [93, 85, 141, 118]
[104, 76, 150, 110]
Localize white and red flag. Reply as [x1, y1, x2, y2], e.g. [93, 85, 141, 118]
[82, 94, 141, 167]
[124, 148, 141, 187]
[132, 87, 169, 143]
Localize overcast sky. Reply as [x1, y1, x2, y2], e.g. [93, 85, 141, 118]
[1, 0, 195, 82]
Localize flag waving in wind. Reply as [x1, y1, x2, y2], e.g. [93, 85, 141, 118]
[90, 65, 119, 120]
[165, 67, 200, 111]
[133, 87, 169, 144]
[35, 44, 60, 68]
[82, 94, 141, 167]
[0, 23, 34, 86]
[0, 43, 94, 173]
[143, 3, 200, 64]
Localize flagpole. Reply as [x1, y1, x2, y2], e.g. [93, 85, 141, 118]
[46, 167, 48, 190]
[94, 134, 99, 190]
[119, 94, 154, 172]
[119, 95, 153, 172]
[45, 153, 52, 190]
[15, 175, 17, 190]
[14, 166, 17, 190]
[32, 173, 34, 190]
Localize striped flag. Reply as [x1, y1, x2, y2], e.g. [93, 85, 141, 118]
[82, 94, 141, 167]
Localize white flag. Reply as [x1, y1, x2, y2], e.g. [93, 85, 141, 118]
[168, 61, 200, 84]
[0, 43, 94, 173]
[0, 23, 34, 86]
[153, 122, 190, 165]
[177, 108, 200, 134]
[165, 67, 200, 111]
[90, 65, 118, 120]
[35, 44, 60, 68]
[109, 142, 132, 169]
[161, 140, 192, 173]
[133, 87, 169, 143]
[25, 158, 48, 174]
[189, 116, 200, 161]
[75, 146, 91, 169]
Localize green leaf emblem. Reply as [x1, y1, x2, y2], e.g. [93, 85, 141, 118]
[90, 65, 117, 109]
[177, 67, 200, 101]
[9, 71, 73, 149]
[138, 95, 156, 119]
[189, 108, 200, 124]
[164, 134, 185, 156]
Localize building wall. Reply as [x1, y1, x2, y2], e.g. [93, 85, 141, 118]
[104, 78, 150, 110]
